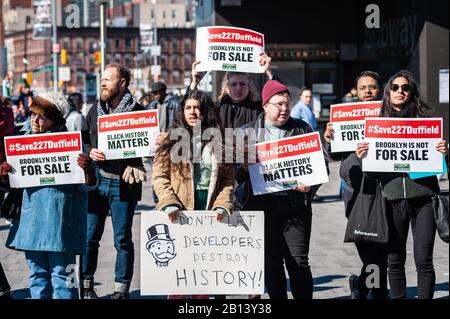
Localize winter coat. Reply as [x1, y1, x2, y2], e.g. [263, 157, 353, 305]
[6, 126, 99, 254]
[235, 113, 329, 209]
[152, 142, 235, 213]
[85, 100, 145, 202]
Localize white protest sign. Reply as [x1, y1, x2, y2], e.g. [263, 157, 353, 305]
[140, 210, 264, 296]
[195, 26, 265, 73]
[248, 132, 329, 195]
[97, 110, 159, 160]
[4, 132, 85, 188]
[363, 118, 443, 173]
[330, 101, 382, 152]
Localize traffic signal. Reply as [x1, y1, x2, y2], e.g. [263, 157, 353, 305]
[26, 71, 32, 85]
[61, 48, 67, 65]
[94, 51, 101, 65]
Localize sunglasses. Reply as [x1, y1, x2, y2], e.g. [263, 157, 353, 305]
[390, 84, 411, 92]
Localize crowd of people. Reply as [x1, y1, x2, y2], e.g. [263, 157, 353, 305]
[0, 55, 448, 300]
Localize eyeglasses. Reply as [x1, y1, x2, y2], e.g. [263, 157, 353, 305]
[30, 112, 49, 123]
[390, 84, 411, 92]
[267, 101, 292, 110]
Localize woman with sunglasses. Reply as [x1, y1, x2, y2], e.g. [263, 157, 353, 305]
[356, 70, 448, 299]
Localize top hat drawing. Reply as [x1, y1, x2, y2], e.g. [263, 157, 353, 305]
[147, 224, 174, 245]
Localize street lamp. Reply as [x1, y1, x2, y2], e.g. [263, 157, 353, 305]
[98, 0, 109, 74]
[51, 0, 58, 92]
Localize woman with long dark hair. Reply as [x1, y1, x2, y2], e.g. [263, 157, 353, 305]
[356, 70, 448, 299]
[151, 90, 235, 299]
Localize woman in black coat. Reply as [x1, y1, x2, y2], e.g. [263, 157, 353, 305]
[357, 70, 448, 299]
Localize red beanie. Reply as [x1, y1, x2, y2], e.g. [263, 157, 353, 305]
[261, 80, 290, 106]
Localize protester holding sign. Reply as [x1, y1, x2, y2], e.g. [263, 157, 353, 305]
[187, 52, 274, 129]
[152, 90, 235, 299]
[356, 70, 448, 299]
[188, 49, 275, 300]
[235, 80, 329, 299]
[1, 91, 98, 299]
[81, 63, 147, 299]
[323, 71, 389, 299]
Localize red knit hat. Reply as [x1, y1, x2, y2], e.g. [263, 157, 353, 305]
[261, 80, 290, 106]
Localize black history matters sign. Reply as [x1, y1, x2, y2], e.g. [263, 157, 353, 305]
[249, 132, 329, 195]
[330, 101, 382, 153]
[363, 118, 443, 173]
[140, 210, 264, 296]
[97, 110, 159, 160]
[195, 26, 265, 73]
[4, 132, 85, 188]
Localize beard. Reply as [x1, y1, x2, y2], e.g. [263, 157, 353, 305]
[100, 85, 120, 102]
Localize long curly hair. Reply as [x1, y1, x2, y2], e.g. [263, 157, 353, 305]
[381, 70, 431, 118]
[155, 90, 225, 180]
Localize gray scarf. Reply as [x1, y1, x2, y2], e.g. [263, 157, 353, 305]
[97, 89, 136, 116]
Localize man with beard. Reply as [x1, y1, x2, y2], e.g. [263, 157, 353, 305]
[80, 63, 148, 299]
[324, 71, 389, 300]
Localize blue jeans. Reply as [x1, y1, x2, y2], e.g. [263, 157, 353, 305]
[24, 250, 78, 299]
[81, 178, 136, 289]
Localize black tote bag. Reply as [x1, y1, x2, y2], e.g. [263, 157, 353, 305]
[344, 175, 389, 244]
[432, 191, 449, 244]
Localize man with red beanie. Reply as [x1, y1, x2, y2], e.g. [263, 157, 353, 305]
[235, 80, 329, 299]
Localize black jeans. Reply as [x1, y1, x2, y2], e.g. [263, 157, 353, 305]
[387, 197, 436, 299]
[354, 242, 388, 299]
[245, 195, 313, 299]
[0, 261, 11, 295]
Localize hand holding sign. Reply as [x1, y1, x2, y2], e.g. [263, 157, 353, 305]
[436, 140, 448, 155]
[89, 148, 106, 162]
[77, 154, 93, 172]
[78, 153, 97, 186]
[0, 161, 13, 177]
[356, 142, 369, 159]
[294, 183, 311, 193]
[259, 52, 272, 78]
[190, 61, 207, 91]
[169, 210, 181, 223]
[324, 122, 335, 144]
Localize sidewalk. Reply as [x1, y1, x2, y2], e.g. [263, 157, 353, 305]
[0, 161, 448, 299]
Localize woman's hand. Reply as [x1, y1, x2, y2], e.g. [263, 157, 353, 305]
[0, 161, 13, 176]
[168, 210, 181, 223]
[190, 61, 206, 91]
[294, 183, 311, 193]
[436, 140, 448, 155]
[216, 212, 226, 222]
[259, 52, 273, 79]
[89, 148, 106, 161]
[77, 153, 93, 172]
[324, 122, 334, 144]
[356, 142, 369, 159]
